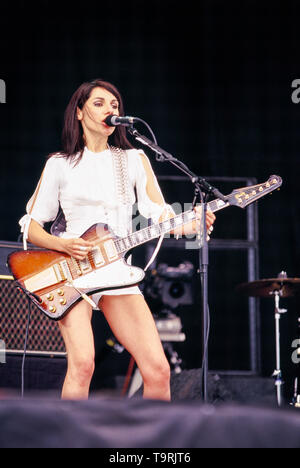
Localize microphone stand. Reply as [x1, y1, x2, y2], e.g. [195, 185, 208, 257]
[127, 126, 227, 402]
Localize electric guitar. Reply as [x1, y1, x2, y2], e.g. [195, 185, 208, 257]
[7, 175, 282, 321]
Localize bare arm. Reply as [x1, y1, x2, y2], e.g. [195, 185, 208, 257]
[28, 219, 94, 260]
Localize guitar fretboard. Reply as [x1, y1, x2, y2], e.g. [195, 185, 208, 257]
[114, 198, 229, 254]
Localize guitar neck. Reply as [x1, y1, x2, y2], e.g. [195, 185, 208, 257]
[114, 198, 229, 253]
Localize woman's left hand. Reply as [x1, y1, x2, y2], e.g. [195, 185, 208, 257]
[194, 205, 216, 237]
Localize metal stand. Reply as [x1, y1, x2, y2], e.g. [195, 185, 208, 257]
[127, 124, 226, 402]
[291, 377, 300, 408]
[198, 198, 209, 401]
[271, 290, 287, 407]
[237, 271, 300, 407]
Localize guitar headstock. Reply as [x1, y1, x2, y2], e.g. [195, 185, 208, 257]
[226, 175, 282, 208]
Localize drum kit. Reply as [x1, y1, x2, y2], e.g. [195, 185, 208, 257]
[237, 271, 300, 408]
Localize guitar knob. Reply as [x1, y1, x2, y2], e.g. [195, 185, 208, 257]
[59, 298, 67, 306]
[46, 293, 54, 301]
[57, 289, 64, 296]
[49, 305, 56, 313]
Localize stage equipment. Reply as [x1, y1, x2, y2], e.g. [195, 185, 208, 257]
[0, 275, 65, 356]
[237, 276, 300, 298]
[237, 271, 300, 407]
[143, 261, 195, 367]
[127, 262, 194, 397]
[2, 396, 300, 448]
[143, 261, 194, 310]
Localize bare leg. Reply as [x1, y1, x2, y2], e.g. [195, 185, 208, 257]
[99, 294, 171, 401]
[58, 300, 94, 399]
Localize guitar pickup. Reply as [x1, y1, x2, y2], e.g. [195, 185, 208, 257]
[104, 240, 118, 261]
[59, 260, 72, 281]
[53, 263, 65, 281]
[91, 246, 105, 267]
[78, 257, 93, 274]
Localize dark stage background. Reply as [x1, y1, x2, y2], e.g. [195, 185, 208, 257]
[1, 0, 300, 398]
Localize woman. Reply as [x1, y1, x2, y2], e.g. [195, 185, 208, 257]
[19, 79, 216, 400]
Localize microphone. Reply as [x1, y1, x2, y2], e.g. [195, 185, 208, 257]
[104, 114, 137, 126]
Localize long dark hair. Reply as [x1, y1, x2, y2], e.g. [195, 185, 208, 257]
[53, 79, 133, 162]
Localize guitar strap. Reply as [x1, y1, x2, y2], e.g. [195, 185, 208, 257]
[110, 145, 165, 271]
[110, 145, 131, 207]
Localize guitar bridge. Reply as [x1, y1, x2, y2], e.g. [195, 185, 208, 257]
[91, 246, 105, 267]
[24, 260, 72, 293]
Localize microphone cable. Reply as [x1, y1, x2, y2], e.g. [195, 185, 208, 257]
[126, 116, 162, 162]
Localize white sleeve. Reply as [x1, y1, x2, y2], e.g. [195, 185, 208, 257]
[19, 157, 61, 249]
[134, 150, 175, 224]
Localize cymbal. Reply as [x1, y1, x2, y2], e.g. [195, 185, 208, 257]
[236, 278, 300, 298]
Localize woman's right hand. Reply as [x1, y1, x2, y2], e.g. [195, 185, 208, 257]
[28, 219, 94, 260]
[58, 237, 95, 260]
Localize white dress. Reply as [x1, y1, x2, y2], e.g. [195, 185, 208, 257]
[19, 147, 172, 307]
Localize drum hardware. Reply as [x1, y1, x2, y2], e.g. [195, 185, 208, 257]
[271, 289, 287, 407]
[291, 377, 300, 408]
[237, 271, 300, 407]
